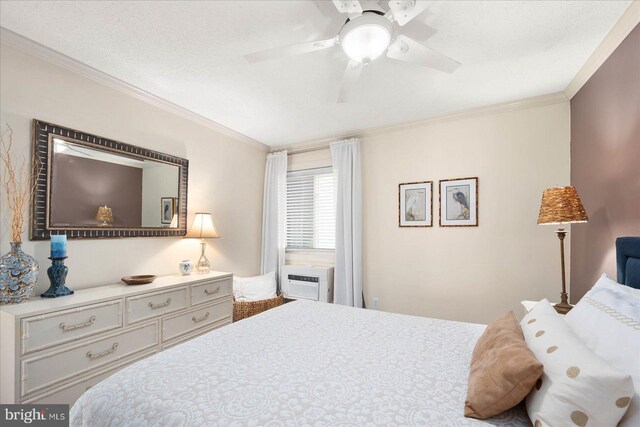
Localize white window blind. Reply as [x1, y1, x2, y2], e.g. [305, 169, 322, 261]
[286, 167, 336, 250]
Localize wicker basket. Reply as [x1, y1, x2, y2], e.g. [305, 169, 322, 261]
[233, 294, 284, 322]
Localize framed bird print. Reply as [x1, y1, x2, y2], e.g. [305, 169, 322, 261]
[439, 177, 478, 227]
[399, 181, 432, 227]
[161, 197, 177, 225]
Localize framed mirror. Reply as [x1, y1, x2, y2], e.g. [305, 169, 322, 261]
[31, 120, 188, 239]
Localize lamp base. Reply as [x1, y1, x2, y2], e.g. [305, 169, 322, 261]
[554, 301, 573, 315]
[554, 228, 572, 314]
[196, 262, 210, 274]
[196, 241, 210, 273]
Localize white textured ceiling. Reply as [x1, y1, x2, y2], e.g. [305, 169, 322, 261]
[0, 1, 631, 146]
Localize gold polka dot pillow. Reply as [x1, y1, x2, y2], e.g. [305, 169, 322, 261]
[564, 274, 640, 427]
[521, 299, 634, 427]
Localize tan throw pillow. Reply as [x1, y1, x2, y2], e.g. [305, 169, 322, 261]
[464, 311, 543, 419]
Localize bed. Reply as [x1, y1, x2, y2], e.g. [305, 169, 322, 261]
[70, 300, 530, 426]
[71, 237, 640, 426]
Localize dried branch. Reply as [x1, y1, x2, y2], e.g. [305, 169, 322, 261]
[0, 125, 40, 243]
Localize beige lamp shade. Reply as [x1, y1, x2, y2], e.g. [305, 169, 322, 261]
[537, 186, 588, 225]
[186, 212, 220, 238]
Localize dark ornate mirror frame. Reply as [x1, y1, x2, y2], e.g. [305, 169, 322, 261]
[30, 119, 189, 240]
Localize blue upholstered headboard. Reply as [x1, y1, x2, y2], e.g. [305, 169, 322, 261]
[616, 237, 640, 289]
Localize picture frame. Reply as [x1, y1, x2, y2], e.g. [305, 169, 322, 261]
[161, 197, 177, 224]
[399, 181, 433, 227]
[439, 177, 478, 227]
[30, 119, 189, 239]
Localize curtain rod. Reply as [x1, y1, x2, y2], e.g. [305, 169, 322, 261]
[273, 135, 360, 155]
[273, 143, 330, 155]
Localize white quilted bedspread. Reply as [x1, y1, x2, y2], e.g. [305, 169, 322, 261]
[71, 300, 530, 426]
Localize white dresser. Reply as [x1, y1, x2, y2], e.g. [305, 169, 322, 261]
[0, 271, 232, 405]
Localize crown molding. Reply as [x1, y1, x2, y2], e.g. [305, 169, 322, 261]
[565, 1, 640, 99]
[0, 27, 270, 152]
[276, 92, 569, 153]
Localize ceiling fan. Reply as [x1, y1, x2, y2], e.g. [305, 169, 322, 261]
[244, 0, 461, 103]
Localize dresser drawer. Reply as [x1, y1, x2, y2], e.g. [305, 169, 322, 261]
[21, 300, 122, 355]
[22, 350, 155, 405]
[21, 322, 158, 397]
[190, 277, 232, 306]
[162, 298, 231, 342]
[163, 318, 231, 350]
[125, 287, 187, 324]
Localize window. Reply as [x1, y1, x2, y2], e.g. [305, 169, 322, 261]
[286, 167, 336, 250]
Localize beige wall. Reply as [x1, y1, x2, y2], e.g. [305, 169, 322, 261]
[360, 100, 571, 324]
[0, 44, 267, 295]
[570, 24, 640, 301]
[283, 99, 571, 324]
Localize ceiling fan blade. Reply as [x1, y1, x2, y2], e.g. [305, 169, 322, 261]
[308, 2, 344, 38]
[387, 34, 461, 73]
[361, 0, 387, 12]
[332, 0, 363, 14]
[387, 0, 434, 26]
[337, 60, 364, 103]
[399, 12, 437, 43]
[313, 0, 340, 18]
[244, 38, 337, 63]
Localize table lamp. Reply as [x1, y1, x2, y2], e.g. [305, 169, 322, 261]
[186, 212, 220, 273]
[537, 186, 588, 314]
[96, 205, 113, 227]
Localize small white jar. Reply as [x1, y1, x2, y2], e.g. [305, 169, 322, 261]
[178, 260, 194, 275]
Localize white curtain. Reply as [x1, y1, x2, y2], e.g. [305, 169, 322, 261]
[331, 138, 363, 308]
[260, 150, 287, 290]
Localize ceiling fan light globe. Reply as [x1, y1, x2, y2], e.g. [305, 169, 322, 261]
[340, 14, 393, 63]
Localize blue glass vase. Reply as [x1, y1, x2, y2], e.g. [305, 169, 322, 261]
[0, 242, 39, 304]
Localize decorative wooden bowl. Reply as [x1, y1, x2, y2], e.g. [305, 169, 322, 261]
[121, 275, 157, 285]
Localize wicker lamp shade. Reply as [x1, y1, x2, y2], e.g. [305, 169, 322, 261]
[537, 186, 588, 225]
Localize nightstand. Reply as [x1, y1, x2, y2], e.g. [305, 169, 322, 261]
[521, 300, 573, 315]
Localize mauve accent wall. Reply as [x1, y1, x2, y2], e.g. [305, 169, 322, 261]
[50, 154, 143, 227]
[570, 24, 640, 302]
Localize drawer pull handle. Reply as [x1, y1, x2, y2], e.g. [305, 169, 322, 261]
[59, 315, 96, 332]
[204, 286, 221, 295]
[148, 298, 172, 309]
[192, 312, 210, 323]
[86, 343, 118, 360]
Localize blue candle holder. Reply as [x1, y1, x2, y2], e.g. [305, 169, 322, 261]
[41, 257, 74, 298]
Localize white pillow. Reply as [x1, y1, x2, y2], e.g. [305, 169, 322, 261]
[564, 274, 640, 427]
[233, 272, 277, 301]
[521, 299, 634, 427]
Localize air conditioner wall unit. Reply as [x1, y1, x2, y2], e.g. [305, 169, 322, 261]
[281, 265, 334, 303]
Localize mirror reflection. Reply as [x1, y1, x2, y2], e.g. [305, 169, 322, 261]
[50, 137, 180, 229]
